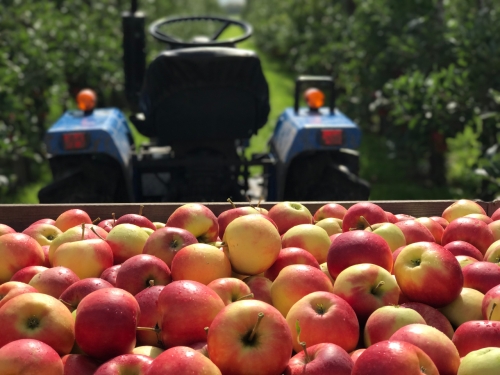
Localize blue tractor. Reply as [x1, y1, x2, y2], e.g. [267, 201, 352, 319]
[38, 1, 370, 203]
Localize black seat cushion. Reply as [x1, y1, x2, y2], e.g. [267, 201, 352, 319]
[138, 47, 270, 144]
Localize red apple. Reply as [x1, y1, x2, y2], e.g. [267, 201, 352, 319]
[207, 277, 253, 305]
[22, 223, 63, 246]
[29, 218, 56, 227]
[0, 292, 75, 355]
[0, 233, 45, 283]
[59, 278, 113, 311]
[442, 199, 486, 223]
[465, 213, 493, 224]
[489, 220, 500, 241]
[462, 261, 500, 294]
[62, 354, 101, 375]
[142, 226, 198, 268]
[115, 206, 156, 231]
[166, 203, 219, 243]
[218, 206, 262, 239]
[430, 216, 449, 229]
[157, 280, 225, 348]
[401, 302, 455, 339]
[268, 201, 313, 235]
[351, 340, 439, 375]
[443, 240, 483, 261]
[327, 230, 393, 279]
[313, 203, 347, 222]
[207, 299, 293, 375]
[341, 202, 388, 232]
[281, 224, 332, 264]
[452, 320, 500, 357]
[395, 214, 416, 221]
[286, 291, 359, 353]
[415, 217, 444, 244]
[441, 217, 494, 255]
[106, 223, 150, 265]
[349, 349, 365, 364]
[385, 211, 398, 223]
[284, 343, 353, 375]
[264, 247, 320, 281]
[98, 217, 116, 233]
[100, 265, 121, 286]
[0, 223, 16, 236]
[0, 339, 64, 375]
[29, 266, 80, 299]
[393, 242, 463, 308]
[394, 219, 435, 244]
[135, 285, 165, 347]
[75, 288, 140, 360]
[10, 265, 48, 283]
[41, 245, 50, 267]
[482, 284, 500, 321]
[55, 209, 92, 232]
[116, 254, 171, 295]
[94, 354, 153, 375]
[146, 346, 221, 375]
[0, 281, 37, 309]
[243, 275, 273, 305]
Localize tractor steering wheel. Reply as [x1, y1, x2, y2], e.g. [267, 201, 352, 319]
[149, 16, 253, 48]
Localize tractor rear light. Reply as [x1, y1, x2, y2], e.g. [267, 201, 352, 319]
[320, 129, 343, 146]
[62, 132, 88, 150]
[304, 88, 325, 111]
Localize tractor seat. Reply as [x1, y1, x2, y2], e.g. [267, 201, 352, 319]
[137, 47, 270, 145]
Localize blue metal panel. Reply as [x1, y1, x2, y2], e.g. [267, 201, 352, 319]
[45, 108, 133, 168]
[271, 107, 362, 164]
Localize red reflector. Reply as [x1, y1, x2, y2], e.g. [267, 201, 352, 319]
[320, 129, 343, 146]
[62, 132, 88, 150]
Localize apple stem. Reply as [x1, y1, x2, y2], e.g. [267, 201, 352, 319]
[249, 312, 264, 342]
[227, 198, 236, 209]
[59, 299, 74, 309]
[360, 216, 373, 230]
[92, 217, 101, 225]
[139, 205, 144, 216]
[207, 241, 227, 248]
[372, 280, 385, 293]
[489, 303, 497, 320]
[300, 341, 312, 364]
[236, 293, 254, 301]
[81, 223, 85, 240]
[112, 213, 116, 225]
[149, 280, 155, 287]
[257, 196, 263, 208]
[90, 226, 105, 240]
[204, 326, 209, 337]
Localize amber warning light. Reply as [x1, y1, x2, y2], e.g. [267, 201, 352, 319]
[76, 89, 97, 113]
[320, 129, 343, 146]
[304, 88, 325, 111]
[62, 132, 88, 150]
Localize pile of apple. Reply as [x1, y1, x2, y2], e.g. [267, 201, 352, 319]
[2, 199, 500, 374]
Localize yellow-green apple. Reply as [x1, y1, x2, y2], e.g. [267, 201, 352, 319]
[106, 223, 150, 265]
[401, 302, 455, 339]
[115, 207, 157, 231]
[484, 239, 500, 263]
[390, 323, 460, 375]
[444, 240, 483, 261]
[489, 220, 500, 241]
[453, 320, 500, 357]
[286, 291, 359, 353]
[363, 305, 426, 347]
[22, 223, 63, 246]
[385, 211, 398, 223]
[94, 354, 153, 375]
[224, 214, 281, 275]
[146, 346, 221, 375]
[395, 213, 415, 221]
[465, 213, 493, 224]
[52, 237, 114, 279]
[157, 280, 225, 348]
[458, 347, 500, 375]
[10, 265, 48, 283]
[55, 209, 92, 232]
[271, 264, 333, 317]
[170, 243, 231, 285]
[463, 261, 500, 293]
[264, 247, 320, 281]
[415, 217, 444, 244]
[29, 266, 80, 299]
[441, 217, 494, 255]
[365, 222, 406, 252]
[141, 227, 154, 236]
[0, 233, 45, 283]
[284, 343, 353, 375]
[313, 203, 347, 222]
[442, 199, 487, 223]
[394, 220, 435, 244]
[320, 262, 335, 285]
[0, 338, 64, 375]
[48, 224, 108, 264]
[482, 284, 500, 321]
[166, 203, 219, 243]
[132, 346, 164, 359]
[0, 292, 75, 355]
[62, 354, 101, 375]
[332, 263, 400, 322]
[439, 287, 484, 327]
[0, 223, 16, 236]
[100, 265, 121, 286]
[75, 288, 140, 360]
[243, 275, 273, 305]
[457, 255, 479, 268]
[430, 215, 449, 229]
[394, 242, 463, 307]
[59, 278, 113, 312]
[116, 254, 171, 295]
[314, 218, 343, 236]
[207, 277, 253, 305]
[349, 349, 365, 364]
[217, 205, 262, 239]
[351, 340, 439, 375]
[134, 285, 165, 347]
[142, 226, 197, 268]
[327, 231, 393, 279]
[281, 224, 331, 264]
[0, 281, 37, 309]
[268, 201, 313, 235]
[153, 222, 165, 229]
[341, 202, 388, 232]
[207, 299, 293, 375]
